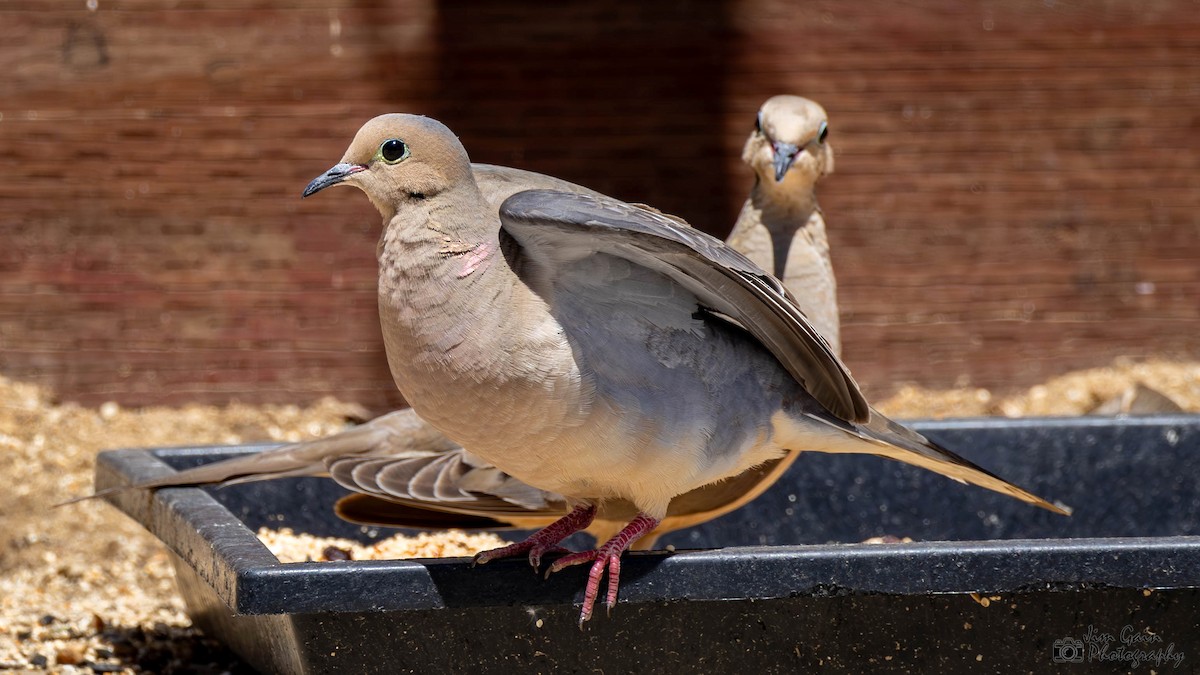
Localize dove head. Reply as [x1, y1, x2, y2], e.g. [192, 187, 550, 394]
[742, 95, 834, 188]
[302, 113, 475, 219]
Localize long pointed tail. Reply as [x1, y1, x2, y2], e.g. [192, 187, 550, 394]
[795, 409, 1071, 516]
[59, 408, 459, 506]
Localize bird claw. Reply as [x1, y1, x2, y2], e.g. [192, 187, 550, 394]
[544, 549, 597, 577]
[472, 540, 530, 567]
[472, 541, 571, 572]
[472, 504, 597, 571]
[546, 547, 624, 627]
[529, 545, 572, 572]
[472, 509, 658, 626]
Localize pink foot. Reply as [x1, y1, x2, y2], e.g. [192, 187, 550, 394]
[545, 513, 660, 626]
[472, 504, 596, 572]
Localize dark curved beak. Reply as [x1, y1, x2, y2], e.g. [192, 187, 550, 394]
[302, 163, 365, 198]
[771, 141, 799, 182]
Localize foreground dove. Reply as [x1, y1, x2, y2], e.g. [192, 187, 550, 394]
[292, 113, 1065, 625]
[86, 98, 846, 550]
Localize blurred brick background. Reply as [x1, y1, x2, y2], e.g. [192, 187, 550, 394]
[1, 0, 1197, 411]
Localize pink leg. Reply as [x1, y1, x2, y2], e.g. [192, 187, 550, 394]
[472, 504, 596, 571]
[545, 513, 660, 626]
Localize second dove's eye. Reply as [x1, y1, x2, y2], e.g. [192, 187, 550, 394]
[380, 139, 409, 163]
[817, 122, 829, 143]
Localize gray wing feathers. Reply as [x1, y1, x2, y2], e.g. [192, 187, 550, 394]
[499, 189, 869, 423]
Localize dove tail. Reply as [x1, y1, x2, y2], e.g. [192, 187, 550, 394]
[54, 443, 328, 508]
[777, 409, 1071, 516]
[56, 409, 447, 507]
[861, 413, 1071, 515]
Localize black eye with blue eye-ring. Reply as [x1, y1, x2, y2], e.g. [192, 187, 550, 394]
[755, 111, 764, 134]
[817, 121, 829, 143]
[380, 139, 409, 163]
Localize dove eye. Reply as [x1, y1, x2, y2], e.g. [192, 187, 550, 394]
[380, 139, 410, 164]
[817, 122, 829, 143]
[755, 111, 764, 134]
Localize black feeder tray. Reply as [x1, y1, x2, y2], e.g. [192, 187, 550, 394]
[96, 416, 1200, 673]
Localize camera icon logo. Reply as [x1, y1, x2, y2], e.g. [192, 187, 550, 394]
[1052, 637, 1085, 663]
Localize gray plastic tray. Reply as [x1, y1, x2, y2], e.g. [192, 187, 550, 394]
[96, 416, 1200, 673]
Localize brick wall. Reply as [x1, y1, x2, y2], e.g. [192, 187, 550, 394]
[1, 0, 1197, 411]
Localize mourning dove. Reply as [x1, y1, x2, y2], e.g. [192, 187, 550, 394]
[728, 95, 840, 353]
[86, 98, 847, 550]
[289, 113, 1064, 624]
[78, 161, 774, 546]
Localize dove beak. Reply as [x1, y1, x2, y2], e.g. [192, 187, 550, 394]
[771, 142, 799, 182]
[302, 163, 366, 198]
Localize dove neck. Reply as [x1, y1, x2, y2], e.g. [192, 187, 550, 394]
[376, 184, 512, 332]
[373, 186, 573, 442]
[752, 172, 818, 224]
[727, 178, 819, 278]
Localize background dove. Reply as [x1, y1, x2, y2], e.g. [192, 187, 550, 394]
[294, 113, 1064, 624]
[90, 98, 846, 550]
[728, 95, 840, 354]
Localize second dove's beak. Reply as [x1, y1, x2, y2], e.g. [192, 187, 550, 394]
[771, 141, 799, 182]
[302, 163, 366, 198]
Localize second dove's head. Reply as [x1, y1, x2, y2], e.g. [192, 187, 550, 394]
[743, 95, 834, 186]
[302, 113, 474, 217]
